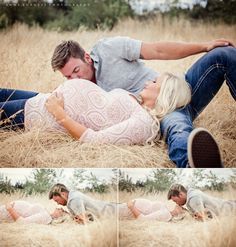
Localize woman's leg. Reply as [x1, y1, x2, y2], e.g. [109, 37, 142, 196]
[0, 99, 27, 129]
[0, 88, 38, 102]
[0, 89, 38, 129]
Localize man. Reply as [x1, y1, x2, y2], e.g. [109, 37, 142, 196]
[49, 183, 117, 224]
[50, 37, 236, 168]
[167, 184, 236, 221]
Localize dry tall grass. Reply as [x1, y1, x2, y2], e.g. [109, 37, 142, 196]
[0, 17, 236, 167]
[119, 189, 236, 247]
[0, 192, 117, 247]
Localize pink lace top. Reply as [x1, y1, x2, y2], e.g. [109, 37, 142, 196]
[25, 79, 159, 145]
[0, 201, 52, 224]
[119, 198, 172, 221]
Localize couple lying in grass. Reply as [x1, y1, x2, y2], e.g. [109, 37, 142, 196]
[1, 37, 235, 167]
[2, 183, 235, 224]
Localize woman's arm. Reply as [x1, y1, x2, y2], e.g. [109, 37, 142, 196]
[45, 93, 87, 139]
[5, 202, 20, 221]
[46, 94, 157, 144]
[80, 106, 157, 144]
[6, 202, 51, 224]
[127, 201, 172, 221]
[140, 39, 235, 60]
[127, 200, 141, 218]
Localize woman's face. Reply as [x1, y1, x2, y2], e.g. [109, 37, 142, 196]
[140, 75, 163, 108]
[51, 208, 65, 219]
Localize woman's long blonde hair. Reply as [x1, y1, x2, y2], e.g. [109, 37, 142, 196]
[146, 72, 191, 143]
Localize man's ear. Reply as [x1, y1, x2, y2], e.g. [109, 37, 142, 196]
[84, 52, 93, 64]
[179, 192, 184, 197]
[61, 192, 68, 200]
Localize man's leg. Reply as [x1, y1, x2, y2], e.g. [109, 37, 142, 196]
[186, 46, 236, 119]
[187, 128, 223, 168]
[161, 46, 236, 168]
[160, 107, 194, 168]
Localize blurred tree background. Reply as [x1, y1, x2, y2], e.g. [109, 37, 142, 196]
[0, 168, 116, 195]
[0, 168, 235, 195]
[0, 0, 133, 30]
[118, 169, 236, 193]
[0, 0, 235, 30]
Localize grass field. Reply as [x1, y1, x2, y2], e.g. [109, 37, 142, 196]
[0, 192, 118, 247]
[0, 17, 235, 167]
[119, 189, 236, 247]
[0, 186, 235, 246]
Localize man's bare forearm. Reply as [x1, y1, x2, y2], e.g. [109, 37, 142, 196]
[141, 39, 234, 60]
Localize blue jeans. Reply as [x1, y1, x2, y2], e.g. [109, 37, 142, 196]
[0, 88, 38, 129]
[160, 47, 236, 168]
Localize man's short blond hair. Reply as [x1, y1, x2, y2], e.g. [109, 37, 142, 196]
[51, 40, 85, 71]
[49, 183, 69, 199]
[167, 184, 187, 200]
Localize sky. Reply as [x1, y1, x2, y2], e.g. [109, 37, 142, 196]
[120, 168, 235, 184]
[0, 168, 115, 185]
[129, 0, 207, 14]
[1, 168, 234, 188]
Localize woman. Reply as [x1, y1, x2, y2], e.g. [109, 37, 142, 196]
[0, 200, 69, 224]
[119, 198, 186, 221]
[0, 72, 191, 145]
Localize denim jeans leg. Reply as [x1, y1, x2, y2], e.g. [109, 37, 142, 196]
[160, 106, 194, 168]
[162, 47, 236, 167]
[0, 88, 38, 102]
[0, 88, 38, 128]
[186, 46, 236, 119]
[0, 99, 27, 129]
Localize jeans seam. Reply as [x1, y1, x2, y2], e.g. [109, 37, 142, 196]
[190, 63, 227, 117]
[191, 63, 226, 97]
[225, 74, 236, 97]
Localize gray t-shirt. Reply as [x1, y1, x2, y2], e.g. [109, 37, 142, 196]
[186, 188, 236, 217]
[67, 191, 117, 218]
[90, 36, 159, 96]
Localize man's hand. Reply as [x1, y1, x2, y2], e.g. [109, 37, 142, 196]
[204, 38, 235, 52]
[74, 214, 87, 224]
[193, 212, 205, 221]
[45, 92, 66, 121]
[141, 38, 235, 60]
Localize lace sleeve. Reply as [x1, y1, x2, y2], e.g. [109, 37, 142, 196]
[16, 212, 52, 224]
[80, 109, 158, 145]
[137, 209, 172, 222]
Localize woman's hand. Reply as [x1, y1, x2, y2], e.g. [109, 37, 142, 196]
[127, 200, 135, 209]
[204, 38, 235, 52]
[5, 202, 14, 211]
[45, 92, 66, 122]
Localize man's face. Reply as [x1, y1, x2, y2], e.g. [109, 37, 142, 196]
[171, 192, 187, 206]
[60, 54, 95, 81]
[52, 193, 67, 206]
